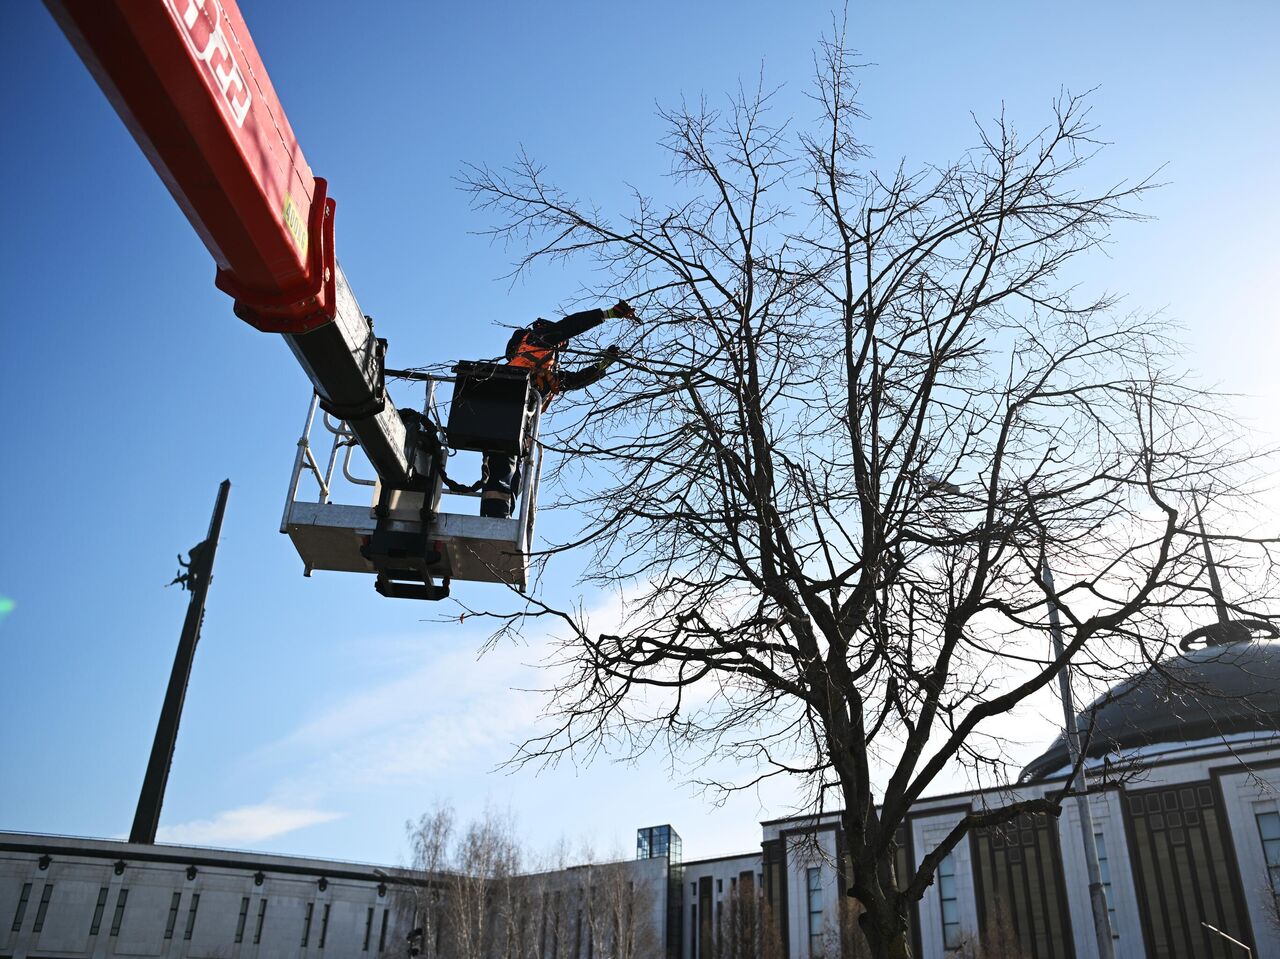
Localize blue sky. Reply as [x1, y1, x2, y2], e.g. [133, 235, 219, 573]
[2, 1, 1277, 867]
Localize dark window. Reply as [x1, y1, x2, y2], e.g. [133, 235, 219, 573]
[253, 898, 268, 944]
[363, 905, 374, 950]
[183, 893, 200, 940]
[1094, 832, 1119, 937]
[302, 901, 314, 947]
[32, 883, 54, 933]
[1258, 811, 1280, 895]
[110, 888, 128, 936]
[379, 908, 389, 952]
[234, 895, 250, 943]
[938, 853, 961, 950]
[717, 878, 722, 894]
[89, 886, 108, 935]
[807, 866, 824, 956]
[691, 903, 698, 959]
[320, 902, 331, 948]
[164, 891, 182, 938]
[10, 882, 31, 932]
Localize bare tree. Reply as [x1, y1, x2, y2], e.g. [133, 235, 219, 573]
[951, 896, 1026, 959]
[447, 809, 521, 959]
[460, 26, 1276, 959]
[714, 881, 788, 959]
[581, 859, 660, 959]
[402, 803, 455, 959]
[400, 808, 662, 959]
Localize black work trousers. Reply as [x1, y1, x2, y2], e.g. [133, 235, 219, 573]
[481, 452, 521, 518]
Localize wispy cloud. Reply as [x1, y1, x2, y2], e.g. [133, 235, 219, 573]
[251, 630, 559, 803]
[156, 804, 343, 846]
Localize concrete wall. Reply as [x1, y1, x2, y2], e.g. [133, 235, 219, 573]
[0, 835, 397, 959]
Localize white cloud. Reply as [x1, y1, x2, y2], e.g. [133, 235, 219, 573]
[156, 803, 343, 847]
[249, 630, 559, 804]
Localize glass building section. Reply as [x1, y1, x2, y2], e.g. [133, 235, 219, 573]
[637, 824, 683, 863]
[637, 825, 684, 959]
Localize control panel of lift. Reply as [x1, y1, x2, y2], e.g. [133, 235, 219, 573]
[281, 363, 543, 600]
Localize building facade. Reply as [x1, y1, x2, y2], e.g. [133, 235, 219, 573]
[5, 638, 1279, 959]
[677, 635, 1280, 959]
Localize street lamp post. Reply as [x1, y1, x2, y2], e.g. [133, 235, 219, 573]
[1040, 558, 1116, 959]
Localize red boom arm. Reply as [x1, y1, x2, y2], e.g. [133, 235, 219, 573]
[47, 0, 335, 333]
[47, 0, 412, 483]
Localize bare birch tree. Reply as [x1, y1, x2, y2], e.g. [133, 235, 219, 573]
[714, 881, 788, 959]
[460, 24, 1278, 959]
[582, 859, 660, 959]
[447, 809, 521, 959]
[402, 803, 455, 958]
[400, 808, 660, 959]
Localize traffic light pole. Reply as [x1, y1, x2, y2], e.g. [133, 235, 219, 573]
[129, 480, 231, 844]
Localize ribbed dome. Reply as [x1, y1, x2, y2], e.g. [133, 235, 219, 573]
[1020, 637, 1280, 783]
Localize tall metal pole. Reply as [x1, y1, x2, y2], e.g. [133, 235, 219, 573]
[130, 480, 231, 844]
[1041, 558, 1116, 959]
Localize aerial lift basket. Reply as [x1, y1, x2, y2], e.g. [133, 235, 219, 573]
[280, 367, 542, 599]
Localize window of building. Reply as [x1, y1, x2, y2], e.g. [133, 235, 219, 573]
[110, 888, 128, 937]
[363, 905, 375, 950]
[254, 898, 268, 944]
[938, 853, 961, 950]
[234, 895, 250, 943]
[379, 908, 389, 952]
[11, 882, 31, 932]
[717, 878, 723, 893]
[807, 866, 823, 956]
[320, 902, 331, 949]
[32, 883, 54, 934]
[1094, 832, 1119, 936]
[691, 903, 698, 959]
[302, 901, 314, 947]
[164, 891, 181, 938]
[89, 886, 108, 935]
[184, 893, 200, 940]
[1257, 811, 1280, 894]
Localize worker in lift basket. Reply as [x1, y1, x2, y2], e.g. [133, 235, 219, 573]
[480, 299, 637, 518]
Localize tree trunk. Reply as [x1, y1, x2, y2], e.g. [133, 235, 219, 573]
[857, 898, 913, 959]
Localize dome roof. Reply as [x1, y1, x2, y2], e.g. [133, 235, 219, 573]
[1020, 637, 1280, 783]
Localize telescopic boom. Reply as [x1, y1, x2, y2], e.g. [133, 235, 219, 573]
[46, 0, 410, 484]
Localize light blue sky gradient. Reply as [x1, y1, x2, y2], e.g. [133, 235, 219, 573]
[1, 1, 1277, 866]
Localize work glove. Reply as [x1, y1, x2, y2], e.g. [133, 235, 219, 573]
[611, 299, 637, 320]
[596, 344, 621, 370]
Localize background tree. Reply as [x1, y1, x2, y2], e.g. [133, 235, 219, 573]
[461, 25, 1277, 959]
[582, 858, 660, 959]
[402, 803, 455, 958]
[714, 881, 787, 959]
[400, 806, 660, 959]
[448, 809, 520, 959]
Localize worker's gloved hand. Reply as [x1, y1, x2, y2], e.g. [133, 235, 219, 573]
[611, 300, 636, 320]
[595, 344, 621, 371]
